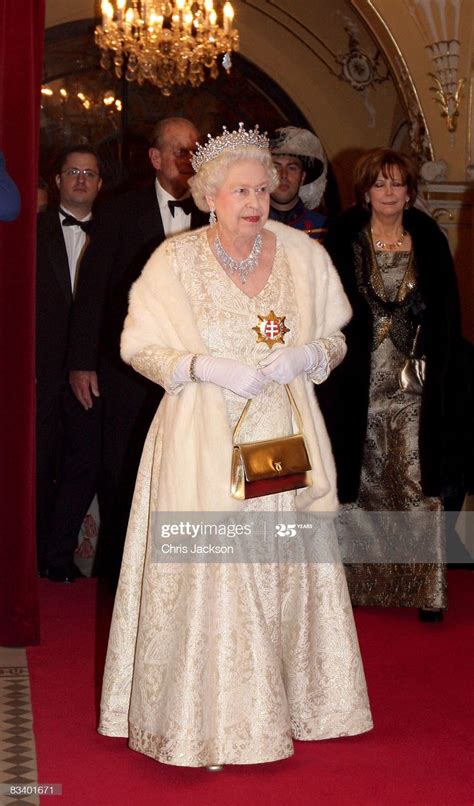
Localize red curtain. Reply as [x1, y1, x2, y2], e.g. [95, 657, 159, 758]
[0, 0, 45, 645]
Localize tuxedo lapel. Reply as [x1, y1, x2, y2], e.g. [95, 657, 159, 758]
[137, 185, 208, 239]
[137, 186, 165, 246]
[47, 213, 73, 303]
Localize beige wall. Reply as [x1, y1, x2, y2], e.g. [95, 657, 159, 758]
[45, 0, 98, 27]
[234, 0, 404, 206]
[354, 0, 474, 180]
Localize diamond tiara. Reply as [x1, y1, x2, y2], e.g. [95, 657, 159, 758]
[191, 122, 269, 172]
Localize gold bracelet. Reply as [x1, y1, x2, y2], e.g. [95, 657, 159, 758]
[189, 354, 199, 383]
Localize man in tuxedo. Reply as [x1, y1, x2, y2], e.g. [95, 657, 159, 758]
[68, 117, 206, 583]
[36, 145, 103, 582]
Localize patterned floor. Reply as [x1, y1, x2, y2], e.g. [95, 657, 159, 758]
[0, 648, 39, 805]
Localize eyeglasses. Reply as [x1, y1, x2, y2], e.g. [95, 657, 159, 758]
[61, 168, 100, 179]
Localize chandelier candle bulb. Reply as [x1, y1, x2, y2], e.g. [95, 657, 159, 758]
[223, 2, 233, 34]
[102, 1, 113, 25]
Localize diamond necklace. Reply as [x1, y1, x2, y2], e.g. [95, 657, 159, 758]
[214, 233, 263, 284]
[371, 228, 407, 250]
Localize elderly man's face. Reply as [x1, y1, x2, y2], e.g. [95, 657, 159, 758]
[149, 120, 199, 199]
[270, 154, 306, 206]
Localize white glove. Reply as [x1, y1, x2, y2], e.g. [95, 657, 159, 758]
[172, 354, 269, 399]
[259, 343, 324, 385]
[196, 355, 269, 398]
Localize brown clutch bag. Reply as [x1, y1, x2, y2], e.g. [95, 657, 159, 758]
[230, 385, 312, 500]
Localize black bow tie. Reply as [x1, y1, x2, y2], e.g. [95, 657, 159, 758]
[60, 209, 92, 233]
[168, 198, 193, 217]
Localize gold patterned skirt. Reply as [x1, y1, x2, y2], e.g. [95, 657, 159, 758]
[343, 335, 446, 609]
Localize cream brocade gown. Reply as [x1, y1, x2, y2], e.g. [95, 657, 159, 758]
[98, 232, 372, 767]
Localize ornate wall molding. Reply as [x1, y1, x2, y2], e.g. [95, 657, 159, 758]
[240, 0, 390, 92]
[350, 0, 434, 160]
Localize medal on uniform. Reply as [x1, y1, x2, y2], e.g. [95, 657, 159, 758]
[252, 310, 290, 349]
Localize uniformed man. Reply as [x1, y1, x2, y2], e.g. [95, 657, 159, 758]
[269, 126, 327, 240]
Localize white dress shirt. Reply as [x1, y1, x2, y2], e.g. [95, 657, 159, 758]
[59, 207, 92, 293]
[155, 179, 192, 237]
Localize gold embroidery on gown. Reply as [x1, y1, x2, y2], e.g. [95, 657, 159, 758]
[344, 251, 446, 609]
[98, 230, 372, 766]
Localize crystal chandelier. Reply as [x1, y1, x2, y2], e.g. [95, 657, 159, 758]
[95, 1, 239, 96]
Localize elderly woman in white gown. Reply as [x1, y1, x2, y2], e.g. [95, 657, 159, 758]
[98, 124, 372, 768]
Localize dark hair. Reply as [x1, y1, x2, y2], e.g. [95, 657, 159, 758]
[354, 147, 418, 208]
[55, 144, 102, 176]
[38, 175, 48, 191]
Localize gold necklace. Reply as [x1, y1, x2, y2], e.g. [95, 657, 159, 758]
[371, 228, 407, 250]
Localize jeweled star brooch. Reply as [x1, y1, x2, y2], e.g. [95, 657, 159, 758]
[252, 310, 290, 348]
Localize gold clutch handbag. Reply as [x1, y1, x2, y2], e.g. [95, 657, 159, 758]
[399, 325, 426, 395]
[230, 385, 312, 500]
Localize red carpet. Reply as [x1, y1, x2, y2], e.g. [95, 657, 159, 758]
[28, 572, 473, 806]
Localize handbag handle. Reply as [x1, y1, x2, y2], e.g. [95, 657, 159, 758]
[410, 324, 423, 358]
[232, 384, 305, 444]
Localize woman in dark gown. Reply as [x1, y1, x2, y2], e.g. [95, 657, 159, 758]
[319, 148, 466, 619]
